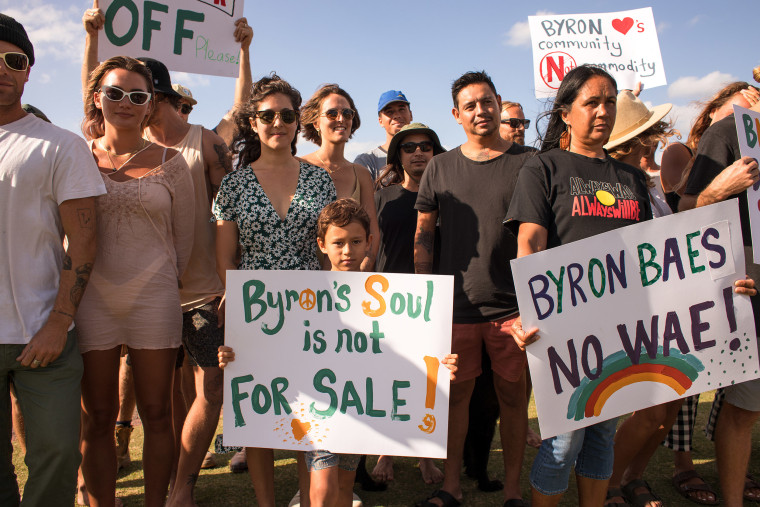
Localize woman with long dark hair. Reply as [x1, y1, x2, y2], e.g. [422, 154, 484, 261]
[213, 73, 336, 507]
[505, 65, 652, 507]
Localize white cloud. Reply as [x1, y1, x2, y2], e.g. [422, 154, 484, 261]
[37, 73, 52, 84]
[656, 22, 670, 34]
[169, 72, 212, 89]
[689, 15, 704, 26]
[668, 71, 739, 99]
[503, 11, 555, 47]
[4, 2, 85, 62]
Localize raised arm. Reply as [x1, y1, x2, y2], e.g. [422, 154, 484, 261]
[414, 210, 438, 274]
[16, 197, 97, 367]
[81, 0, 104, 106]
[215, 18, 253, 147]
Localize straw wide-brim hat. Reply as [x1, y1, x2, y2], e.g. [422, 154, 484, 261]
[172, 83, 197, 105]
[604, 90, 671, 150]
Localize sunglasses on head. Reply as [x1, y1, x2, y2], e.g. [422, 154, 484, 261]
[399, 141, 434, 154]
[0, 52, 29, 72]
[179, 104, 193, 115]
[100, 85, 152, 105]
[255, 109, 298, 124]
[501, 118, 530, 129]
[322, 108, 355, 121]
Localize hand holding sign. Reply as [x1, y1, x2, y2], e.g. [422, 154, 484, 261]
[233, 17, 253, 50]
[83, 0, 104, 35]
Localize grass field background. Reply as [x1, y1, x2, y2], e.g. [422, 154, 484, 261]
[11, 391, 760, 505]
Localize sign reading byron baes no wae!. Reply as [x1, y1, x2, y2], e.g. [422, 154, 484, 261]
[528, 7, 666, 97]
[511, 200, 758, 438]
[222, 271, 454, 458]
[98, 0, 244, 77]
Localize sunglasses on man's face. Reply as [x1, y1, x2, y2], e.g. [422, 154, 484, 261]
[399, 141, 434, 154]
[255, 109, 298, 124]
[321, 108, 355, 121]
[99, 85, 152, 106]
[180, 104, 193, 115]
[501, 118, 530, 129]
[0, 52, 29, 72]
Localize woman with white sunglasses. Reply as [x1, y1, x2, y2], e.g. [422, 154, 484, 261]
[77, 56, 195, 507]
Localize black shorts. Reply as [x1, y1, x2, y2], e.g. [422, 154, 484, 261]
[182, 298, 224, 368]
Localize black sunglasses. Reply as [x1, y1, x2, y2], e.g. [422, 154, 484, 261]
[399, 141, 434, 154]
[500, 118, 530, 129]
[322, 108, 355, 121]
[180, 104, 193, 115]
[100, 85, 152, 105]
[255, 109, 298, 124]
[0, 52, 29, 72]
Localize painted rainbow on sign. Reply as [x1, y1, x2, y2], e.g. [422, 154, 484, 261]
[566, 348, 704, 421]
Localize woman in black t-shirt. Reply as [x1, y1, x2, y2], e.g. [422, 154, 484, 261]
[505, 65, 652, 507]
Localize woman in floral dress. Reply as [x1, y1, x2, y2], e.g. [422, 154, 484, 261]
[213, 73, 336, 507]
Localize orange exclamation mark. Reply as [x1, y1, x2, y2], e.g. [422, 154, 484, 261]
[419, 356, 439, 433]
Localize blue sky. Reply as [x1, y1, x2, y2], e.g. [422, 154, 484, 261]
[6, 0, 758, 160]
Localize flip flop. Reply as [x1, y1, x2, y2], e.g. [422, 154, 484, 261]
[671, 470, 719, 505]
[746, 474, 760, 503]
[622, 479, 661, 507]
[416, 489, 461, 507]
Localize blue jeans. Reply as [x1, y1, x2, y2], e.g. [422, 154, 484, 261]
[530, 418, 618, 495]
[0, 329, 83, 507]
[305, 450, 360, 472]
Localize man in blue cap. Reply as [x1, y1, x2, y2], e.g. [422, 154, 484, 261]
[353, 90, 413, 181]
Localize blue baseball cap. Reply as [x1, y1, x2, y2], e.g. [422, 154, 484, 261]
[377, 90, 410, 113]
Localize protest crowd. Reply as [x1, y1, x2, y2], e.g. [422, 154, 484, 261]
[4, 5, 760, 507]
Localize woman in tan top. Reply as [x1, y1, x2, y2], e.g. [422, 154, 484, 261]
[300, 84, 380, 270]
[77, 56, 195, 507]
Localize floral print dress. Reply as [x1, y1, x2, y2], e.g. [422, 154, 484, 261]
[212, 162, 336, 270]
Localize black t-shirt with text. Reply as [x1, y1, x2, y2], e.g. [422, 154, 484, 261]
[505, 149, 652, 247]
[415, 144, 534, 323]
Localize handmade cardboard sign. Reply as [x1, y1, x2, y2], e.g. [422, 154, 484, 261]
[528, 7, 666, 97]
[734, 104, 760, 263]
[511, 200, 757, 438]
[98, 0, 243, 77]
[222, 271, 454, 458]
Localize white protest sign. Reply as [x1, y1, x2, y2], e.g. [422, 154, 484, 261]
[223, 271, 454, 458]
[733, 105, 760, 263]
[98, 0, 243, 77]
[511, 200, 757, 438]
[528, 7, 666, 98]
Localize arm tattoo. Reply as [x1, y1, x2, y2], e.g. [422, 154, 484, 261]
[70, 262, 94, 308]
[213, 142, 232, 175]
[62, 254, 72, 270]
[77, 208, 94, 229]
[415, 228, 435, 254]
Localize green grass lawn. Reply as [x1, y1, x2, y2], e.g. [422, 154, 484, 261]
[11, 391, 760, 505]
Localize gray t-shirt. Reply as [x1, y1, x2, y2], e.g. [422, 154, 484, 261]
[415, 144, 534, 323]
[354, 146, 386, 182]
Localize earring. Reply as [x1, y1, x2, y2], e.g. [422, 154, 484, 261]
[559, 124, 571, 151]
[316, 127, 320, 134]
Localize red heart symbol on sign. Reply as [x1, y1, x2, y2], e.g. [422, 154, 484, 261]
[612, 17, 634, 35]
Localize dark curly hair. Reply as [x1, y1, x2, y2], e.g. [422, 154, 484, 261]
[231, 73, 302, 170]
[537, 65, 617, 153]
[81, 56, 156, 140]
[300, 84, 361, 145]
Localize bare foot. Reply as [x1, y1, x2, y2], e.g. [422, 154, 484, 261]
[526, 427, 542, 448]
[76, 486, 89, 506]
[418, 457, 443, 484]
[372, 455, 394, 483]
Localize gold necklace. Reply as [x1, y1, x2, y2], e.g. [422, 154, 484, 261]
[316, 153, 345, 174]
[100, 139, 151, 172]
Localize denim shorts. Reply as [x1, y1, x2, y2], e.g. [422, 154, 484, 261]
[529, 418, 618, 495]
[304, 450, 360, 472]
